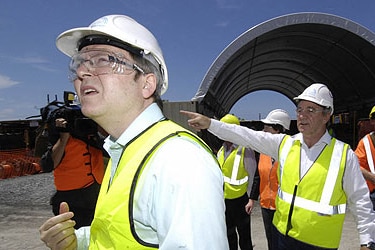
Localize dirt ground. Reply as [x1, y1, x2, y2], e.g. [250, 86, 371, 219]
[0, 173, 360, 250]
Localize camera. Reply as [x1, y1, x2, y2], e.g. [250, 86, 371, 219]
[42, 91, 98, 136]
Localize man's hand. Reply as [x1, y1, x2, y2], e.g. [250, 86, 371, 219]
[55, 118, 70, 136]
[55, 118, 68, 129]
[360, 168, 375, 185]
[245, 199, 255, 215]
[39, 202, 77, 250]
[180, 110, 212, 131]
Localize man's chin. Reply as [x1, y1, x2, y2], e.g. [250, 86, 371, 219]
[297, 125, 306, 132]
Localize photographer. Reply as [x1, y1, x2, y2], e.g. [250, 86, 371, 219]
[41, 98, 106, 229]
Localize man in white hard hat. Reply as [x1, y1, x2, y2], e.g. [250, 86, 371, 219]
[39, 14, 229, 250]
[355, 105, 375, 210]
[218, 114, 258, 250]
[181, 83, 375, 250]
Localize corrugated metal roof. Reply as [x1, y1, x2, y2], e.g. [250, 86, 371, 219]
[193, 12, 375, 118]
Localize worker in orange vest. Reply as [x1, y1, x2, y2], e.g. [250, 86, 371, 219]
[355, 105, 375, 210]
[258, 109, 291, 250]
[40, 105, 106, 229]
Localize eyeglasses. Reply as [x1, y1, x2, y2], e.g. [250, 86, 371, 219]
[69, 50, 145, 81]
[296, 107, 326, 115]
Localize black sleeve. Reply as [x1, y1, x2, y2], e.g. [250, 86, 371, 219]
[40, 146, 54, 173]
[249, 166, 260, 200]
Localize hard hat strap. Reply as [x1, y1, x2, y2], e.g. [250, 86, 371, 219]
[78, 35, 144, 57]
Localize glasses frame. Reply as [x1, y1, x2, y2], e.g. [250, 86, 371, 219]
[296, 106, 327, 115]
[69, 49, 145, 81]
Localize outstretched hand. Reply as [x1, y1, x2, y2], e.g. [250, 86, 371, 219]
[39, 202, 77, 250]
[180, 110, 212, 131]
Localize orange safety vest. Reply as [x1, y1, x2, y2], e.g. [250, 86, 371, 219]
[258, 154, 278, 209]
[54, 136, 104, 191]
[355, 133, 375, 192]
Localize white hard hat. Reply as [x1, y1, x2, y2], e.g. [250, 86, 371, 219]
[261, 109, 291, 130]
[293, 83, 334, 115]
[56, 14, 168, 95]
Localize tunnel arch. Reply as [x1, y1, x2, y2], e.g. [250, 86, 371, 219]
[192, 12, 375, 120]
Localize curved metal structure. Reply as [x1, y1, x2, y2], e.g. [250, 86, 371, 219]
[193, 12, 375, 119]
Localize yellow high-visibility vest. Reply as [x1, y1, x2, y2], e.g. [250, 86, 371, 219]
[218, 146, 248, 199]
[273, 136, 348, 248]
[89, 120, 215, 249]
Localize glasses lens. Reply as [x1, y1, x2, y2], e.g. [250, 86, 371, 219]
[69, 51, 114, 80]
[296, 107, 325, 115]
[68, 50, 142, 81]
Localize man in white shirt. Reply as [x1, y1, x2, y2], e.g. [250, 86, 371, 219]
[39, 14, 229, 250]
[181, 83, 375, 250]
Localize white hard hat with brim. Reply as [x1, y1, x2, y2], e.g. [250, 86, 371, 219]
[56, 15, 168, 95]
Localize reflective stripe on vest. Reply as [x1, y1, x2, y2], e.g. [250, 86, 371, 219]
[274, 136, 348, 248]
[218, 146, 249, 199]
[279, 137, 293, 185]
[278, 138, 346, 215]
[220, 146, 249, 185]
[363, 134, 375, 173]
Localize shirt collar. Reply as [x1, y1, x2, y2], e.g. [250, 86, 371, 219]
[296, 130, 332, 146]
[104, 103, 164, 150]
[320, 130, 333, 144]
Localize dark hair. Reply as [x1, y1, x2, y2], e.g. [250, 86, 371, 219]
[264, 123, 284, 133]
[131, 53, 163, 108]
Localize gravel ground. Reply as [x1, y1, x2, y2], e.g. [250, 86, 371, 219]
[0, 172, 54, 208]
[0, 172, 360, 250]
[0, 172, 54, 250]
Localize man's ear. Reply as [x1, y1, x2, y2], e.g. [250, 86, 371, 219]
[142, 73, 157, 98]
[323, 113, 331, 124]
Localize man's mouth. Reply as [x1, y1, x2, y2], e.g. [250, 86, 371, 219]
[82, 88, 97, 95]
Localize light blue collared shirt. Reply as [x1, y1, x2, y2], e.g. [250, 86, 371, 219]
[104, 103, 164, 185]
